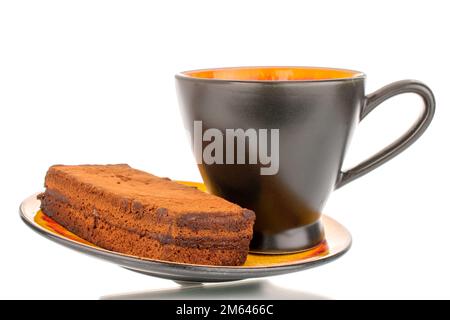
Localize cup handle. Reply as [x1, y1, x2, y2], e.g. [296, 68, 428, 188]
[335, 80, 435, 189]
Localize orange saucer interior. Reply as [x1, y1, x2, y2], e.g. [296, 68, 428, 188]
[34, 180, 329, 267]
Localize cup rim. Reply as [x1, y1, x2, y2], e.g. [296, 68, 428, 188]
[175, 66, 366, 83]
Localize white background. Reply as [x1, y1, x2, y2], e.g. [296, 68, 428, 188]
[0, 0, 448, 299]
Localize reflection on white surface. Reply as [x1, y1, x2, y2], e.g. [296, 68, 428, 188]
[101, 280, 328, 300]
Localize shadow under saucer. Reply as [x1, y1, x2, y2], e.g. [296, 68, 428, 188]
[100, 280, 329, 300]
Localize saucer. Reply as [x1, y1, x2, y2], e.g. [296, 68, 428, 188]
[19, 181, 352, 282]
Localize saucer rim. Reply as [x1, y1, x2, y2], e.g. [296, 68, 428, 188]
[19, 191, 352, 282]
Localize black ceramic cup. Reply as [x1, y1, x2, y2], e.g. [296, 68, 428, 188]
[175, 67, 435, 253]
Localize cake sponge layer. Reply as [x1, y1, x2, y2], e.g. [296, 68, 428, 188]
[39, 164, 255, 266]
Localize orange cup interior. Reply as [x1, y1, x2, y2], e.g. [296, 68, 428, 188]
[181, 67, 363, 81]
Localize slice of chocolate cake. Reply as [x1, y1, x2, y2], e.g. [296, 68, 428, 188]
[38, 164, 255, 266]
